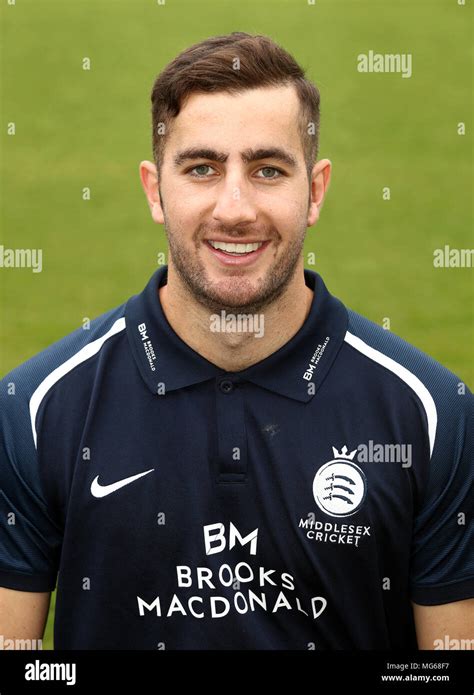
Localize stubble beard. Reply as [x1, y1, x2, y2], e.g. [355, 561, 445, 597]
[159, 185, 308, 314]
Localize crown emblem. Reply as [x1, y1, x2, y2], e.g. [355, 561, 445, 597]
[332, 445, 357, 460]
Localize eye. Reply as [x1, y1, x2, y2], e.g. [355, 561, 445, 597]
[255, 167, 283, 180]
[186, 164, 284, 180]
[188, 164, 215, 177]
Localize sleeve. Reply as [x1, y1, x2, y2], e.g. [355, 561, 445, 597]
[0, 370, 62, 592]
[409, 378, 473, 605]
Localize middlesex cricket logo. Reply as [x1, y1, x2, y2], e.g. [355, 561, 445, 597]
[313, 446, 367, 518]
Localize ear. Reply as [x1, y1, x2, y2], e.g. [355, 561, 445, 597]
[307, 158, 332, 227]
[139, 160, 164, 224]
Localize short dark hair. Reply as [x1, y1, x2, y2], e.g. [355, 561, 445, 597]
[150, 32, 321, 179]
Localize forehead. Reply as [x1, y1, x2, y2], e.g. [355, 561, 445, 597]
[167, 85, 303, 154]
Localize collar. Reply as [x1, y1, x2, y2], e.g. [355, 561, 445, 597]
[125, 265, 347, 403]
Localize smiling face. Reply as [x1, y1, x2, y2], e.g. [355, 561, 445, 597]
[143, 85, 327, 314]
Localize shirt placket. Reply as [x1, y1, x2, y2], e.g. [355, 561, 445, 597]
[215, 375, 247, 483]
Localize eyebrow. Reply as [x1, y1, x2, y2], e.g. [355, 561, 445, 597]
[173, 146, 298, 169]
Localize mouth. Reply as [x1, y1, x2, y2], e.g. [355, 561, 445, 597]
[205, 239, 271, 266]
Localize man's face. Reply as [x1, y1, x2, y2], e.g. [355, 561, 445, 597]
[146, 85, 325, 313]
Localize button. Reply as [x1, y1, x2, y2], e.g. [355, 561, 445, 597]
[219, 379, 234, 394]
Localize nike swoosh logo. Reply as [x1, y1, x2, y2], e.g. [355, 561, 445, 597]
[90, 469, 155, 498]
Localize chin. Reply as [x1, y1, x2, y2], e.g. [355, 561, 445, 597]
[211, 281, 261, 303]
[211, 293, 260, 311]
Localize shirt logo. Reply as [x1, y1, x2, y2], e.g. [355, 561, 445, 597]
[302, 336, 330, 381]
[137, 322, 157, 372]
[312, 446, 367, 518]
[90, 469, 155, 498]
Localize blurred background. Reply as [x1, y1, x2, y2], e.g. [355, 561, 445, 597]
[0, 0, 472, 649]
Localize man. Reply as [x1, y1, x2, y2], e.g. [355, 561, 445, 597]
[0, 32, 472, 650]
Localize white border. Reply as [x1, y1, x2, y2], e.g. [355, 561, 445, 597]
[29, 317, 126, 448]
[344, 331, 437, 457]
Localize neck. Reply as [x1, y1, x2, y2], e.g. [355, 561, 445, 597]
[158, 262, 314, 372]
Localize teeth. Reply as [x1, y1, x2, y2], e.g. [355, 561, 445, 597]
[208, 241, 264, 254]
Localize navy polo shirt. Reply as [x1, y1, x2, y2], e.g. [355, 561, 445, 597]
[1, 266, 472, 650]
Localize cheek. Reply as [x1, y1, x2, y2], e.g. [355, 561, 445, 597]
[270, 197, 307, 233]
[161, 194, 195, 230]
[168, 189, 207, 225]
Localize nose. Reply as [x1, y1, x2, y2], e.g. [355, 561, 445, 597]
[212, 174, 257, 227]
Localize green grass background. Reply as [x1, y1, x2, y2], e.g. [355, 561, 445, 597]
[0, 0, 472, 649]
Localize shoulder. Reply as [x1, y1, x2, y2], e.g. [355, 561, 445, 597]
[346, 309, 465, 391]
[0, 303, 127, 449]
[344, 308, 472, 459]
